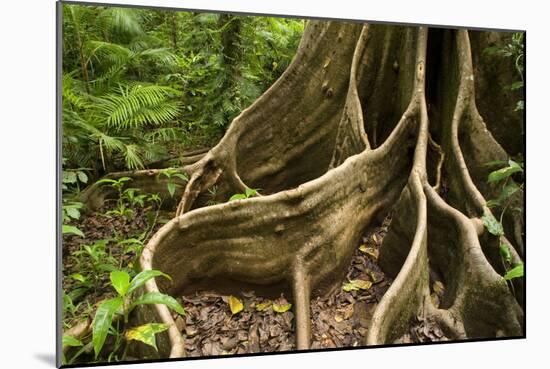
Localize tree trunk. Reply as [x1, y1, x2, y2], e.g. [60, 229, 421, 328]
[87, 21, 523, 358]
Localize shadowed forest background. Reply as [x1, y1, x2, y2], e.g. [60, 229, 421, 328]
[61, 3, 524, 366]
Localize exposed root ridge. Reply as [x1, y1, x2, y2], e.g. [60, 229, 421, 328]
[79, 167, 191, 211]
[121, 23, 525, 359]
[174, 21, 364, 215]
[369, 29, 523, 344]
[329, 24, 371, 168]
[293, 260, 311, 350]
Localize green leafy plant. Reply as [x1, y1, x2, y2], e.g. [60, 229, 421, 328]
[482, 159, 524, 281]
[71, 240, 118, 292]
[91, 269, 185, 359]
[96, 177, 135, 219]
[504, 263, 524, 281]
[228, 186, 260, 201]
[62, 335, 85, 365]
[62, 200, 86, 238]
[157, 168, 188, 197]
[61, 162, 88, 237]
[484, 32, 524, 112]
[63, 167, 90, 192]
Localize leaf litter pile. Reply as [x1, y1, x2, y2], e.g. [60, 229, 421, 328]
[172, 214, 447, 356]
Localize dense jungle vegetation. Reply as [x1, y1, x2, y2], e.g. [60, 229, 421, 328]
[62, 4, 303, 174]
[61, 4, 303, 364]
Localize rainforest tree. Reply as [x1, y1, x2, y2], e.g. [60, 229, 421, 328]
[65, 6, 524, 360]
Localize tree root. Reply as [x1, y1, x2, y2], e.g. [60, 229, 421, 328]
[115, 22, 524, 358]
[370, 29, 523, 344]
[174, 21, 364, 215]
[79, 168, 193, 212]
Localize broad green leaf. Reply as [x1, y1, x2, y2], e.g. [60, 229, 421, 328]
[228, 295, 244, 315]
[167, 182, 176, 197]
[110, 271, 130, 297]
[125, 323, 168, 351]
[272, 302, 292, 313]
[131, 292, 185, 315]
[481, 211, 504, 236]
[95, 178, 118, 185]
[488, 160, 523, 184]
[63, 171, 77, 184]
[128, 269, 171, 294]
[77, 171, 88, 184]
[245, 187, 258, 198]
[66, 207, 81, 220]
[70, 273, 87, 283]
[62, 225, 85, 238]
[172, 173, 188, 182]
[499, 244, 512, 265]
[504, 263, 524, 280]
[229, 193, 247, 201]
[62, 335, 83, 348]
[92, 297, 123, 358]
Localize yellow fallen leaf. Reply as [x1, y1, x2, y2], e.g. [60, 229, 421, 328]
[255, 300, 272, 312]
[228, 295, 244, 315]
[334, 314, 344, 322]
[273, 302, 292, 313]
[360, 246, 379, 260]
[343, 279, 372, 292]
[351, 279, 372, 290]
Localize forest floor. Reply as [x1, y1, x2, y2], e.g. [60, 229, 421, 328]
[62, 202, 447, 361]
[175, 217, 393, 356]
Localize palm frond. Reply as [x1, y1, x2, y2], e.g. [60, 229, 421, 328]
[136, 48, 179, 66]
[96, 7, 143, 38]
[144, 127, 185, 143]
[124, 144, 144, 170]
[85, 40, 132, 66]
[94, 84, 181, 129]
[62, 73, 90, 109]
